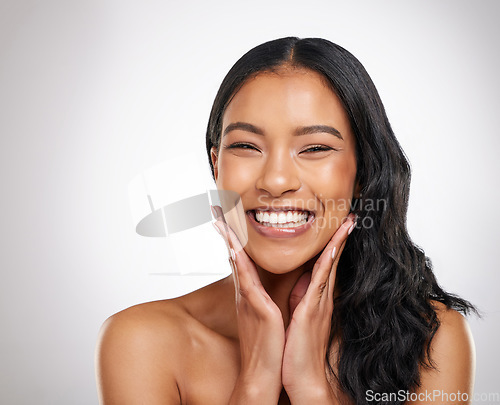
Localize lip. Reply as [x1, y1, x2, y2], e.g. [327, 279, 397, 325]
[252, 205, 315, 212]
[246, 208, 315, 238]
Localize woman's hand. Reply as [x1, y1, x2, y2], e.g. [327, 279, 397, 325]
[281, 213, 356, 404]
[212, 206, 285, 404]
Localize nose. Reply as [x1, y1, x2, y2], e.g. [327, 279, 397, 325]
[255, 149, 301, 197]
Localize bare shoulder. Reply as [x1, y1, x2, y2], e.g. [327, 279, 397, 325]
[99, 298, 188, 341]
[96, 277, 236, 405]
[429, 301, 475, 363]
[415, 301, 475, 403]
[96, 299, 190, 404]
[97, 298, 190, 360]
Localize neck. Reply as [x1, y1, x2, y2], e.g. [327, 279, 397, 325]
[261, 266, 307, 327]
[228, 258, 316, 328]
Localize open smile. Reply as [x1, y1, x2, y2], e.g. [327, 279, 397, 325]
[246, 208, 315, 237]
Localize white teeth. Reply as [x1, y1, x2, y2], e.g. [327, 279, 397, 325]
[253, 210, 310, 228]
[278, 212, 286, 224]
[270, 212, 278, 224]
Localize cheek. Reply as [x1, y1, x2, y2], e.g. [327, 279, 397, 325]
[216, 155, 255, 190]
[308, 158, 356, 201]
[308, 159, 357, 234]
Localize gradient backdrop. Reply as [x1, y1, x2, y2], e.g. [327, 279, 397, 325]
[1, 0, 499, 403]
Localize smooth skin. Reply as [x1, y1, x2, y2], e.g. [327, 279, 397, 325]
[96, 69, 475, 404]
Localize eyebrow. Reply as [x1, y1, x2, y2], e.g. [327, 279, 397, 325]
[223, 122, 343, 140]
[223, 122, 264, 137]
[294, 125, 343, 140]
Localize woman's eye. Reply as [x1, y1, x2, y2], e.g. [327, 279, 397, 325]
[300, 145, 335, 153]
[224, 142, 260, 151]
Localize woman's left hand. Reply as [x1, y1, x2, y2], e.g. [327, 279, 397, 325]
[281, 213, 356, 404]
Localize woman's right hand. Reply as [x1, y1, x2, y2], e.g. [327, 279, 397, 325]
[212, 206, 285, 404]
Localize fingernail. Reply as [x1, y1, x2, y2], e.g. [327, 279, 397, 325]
[212, 222, 221, 234]
[331, 246, 336, 259]
[348, 222, 356, 235]
[210, 205, 217, 219]
[229, 248, 236, 261]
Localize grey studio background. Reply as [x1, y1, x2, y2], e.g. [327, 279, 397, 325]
[1, 0, 499, 403]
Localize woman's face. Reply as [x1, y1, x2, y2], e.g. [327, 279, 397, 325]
[211, 68, 358, 273]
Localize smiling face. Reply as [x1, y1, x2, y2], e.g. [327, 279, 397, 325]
[211, 68, 358, 274]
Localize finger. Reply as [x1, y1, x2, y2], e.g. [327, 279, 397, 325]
[212, 205, 233, 252]
[227, 255, 242, 305]
[211, 205, 227, 223]
[310, 213, 355, 280]
[223, 199, 249, 249]
[212, 206, 275, 312]
[308, 213, 356, 298]
[289, 271, 311, 317]
[212, 205, 246, 254]
[213, 219, 263, 290]
[213, 219, 241, 270]
[327, 238, 347, 298]
[212, 219, 232, 255]
[325, 214, 357, 298]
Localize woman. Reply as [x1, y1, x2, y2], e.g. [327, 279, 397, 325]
[96, 37, 476, 404]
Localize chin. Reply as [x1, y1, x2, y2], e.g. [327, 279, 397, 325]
[247, 248, 316, 274]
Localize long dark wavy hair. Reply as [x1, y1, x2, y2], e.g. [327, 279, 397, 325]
[205, 37, 476, 404]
